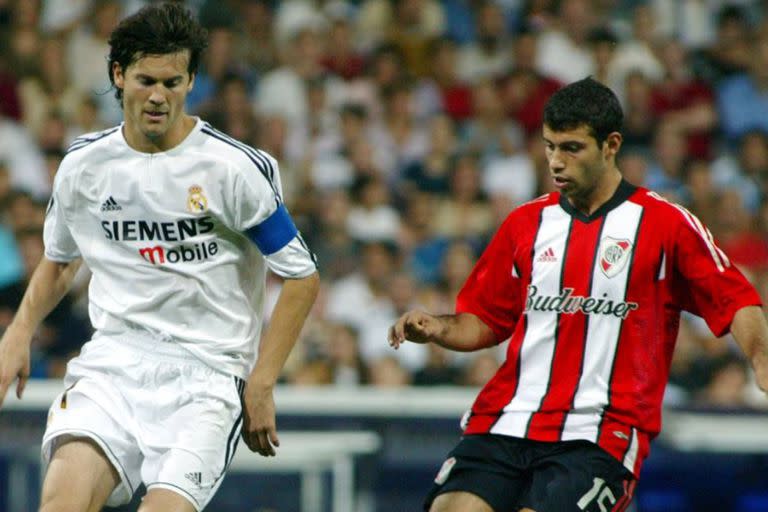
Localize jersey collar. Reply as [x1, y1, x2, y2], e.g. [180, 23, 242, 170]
[558, 179, 637, 223]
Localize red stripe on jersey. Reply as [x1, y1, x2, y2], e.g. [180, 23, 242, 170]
[595, 416, 636, 468]
[525, 218, 605, 441]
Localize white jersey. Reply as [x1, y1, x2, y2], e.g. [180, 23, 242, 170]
[43, 118, 317, 379]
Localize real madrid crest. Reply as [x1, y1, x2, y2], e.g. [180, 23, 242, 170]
[187, 185, 208, 214]
[598, 237, 632, 278]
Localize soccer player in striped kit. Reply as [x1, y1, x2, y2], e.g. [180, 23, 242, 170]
[389, 77, 768, 512]
[0, 4, 318, 511]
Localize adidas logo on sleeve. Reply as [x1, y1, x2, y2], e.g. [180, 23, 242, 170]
[101, 196, 122, 212]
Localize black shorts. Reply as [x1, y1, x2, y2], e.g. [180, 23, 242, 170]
[424, 434, 636, 512]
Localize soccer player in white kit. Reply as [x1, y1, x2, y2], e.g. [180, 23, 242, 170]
[0, 4, 320, 512]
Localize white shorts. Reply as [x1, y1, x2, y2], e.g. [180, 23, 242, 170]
[42, 332, 245, 511]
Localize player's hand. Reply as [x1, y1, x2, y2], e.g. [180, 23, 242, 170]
[0, 324, 32, 410]
[388, 310, 445, 349]
[241, 380, 280, 457]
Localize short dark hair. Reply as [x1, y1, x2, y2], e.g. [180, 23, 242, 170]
[543, 77, 623, 147]
[107, 3, 208, 104]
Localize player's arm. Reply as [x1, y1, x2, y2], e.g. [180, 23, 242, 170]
[242, 271, 319, 456]
[0, 256, 82, 408]
[388, 310, 497, 352]
[730, 306, 768, 394]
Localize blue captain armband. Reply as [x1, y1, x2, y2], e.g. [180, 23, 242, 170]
[245, 204, 298, 255]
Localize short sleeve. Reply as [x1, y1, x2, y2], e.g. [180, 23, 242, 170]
[231, 151, 317, 277]
[455, 216, 523, 342]
[671, 210, 762, 336]
[43, 173, 80, 262]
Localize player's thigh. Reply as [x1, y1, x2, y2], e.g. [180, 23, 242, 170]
[522, 441, 636, 512]
[138, 488, 197, 512]
[424, 435, 531, 512]
[431, 491, 495, 512]
[40, 438, 120, 512]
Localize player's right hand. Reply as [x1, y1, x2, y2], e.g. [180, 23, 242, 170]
[0, 325, 32, 410]
[388, 310, 444, 349]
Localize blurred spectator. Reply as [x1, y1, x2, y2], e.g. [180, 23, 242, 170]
[417, 37, 474, 122]
[4, 190, 46, 231]
[500, 30, 562, 139]
[0, 38, 22, 120]
[714, 189, 768, 281]
[8, 24, 41, 81]
[617, 151, 649, 188]
[357, 0, 445, 61]
[606, 4, 664, 103]
[345, 44, 409, 122]
[535, 0, 597, 84]
[519, 0, 559, 32]
[462, 80, 525, 164]
[260, 113, 310, 214]
[621, 70, 657, 152]
[481, 150, 537, 208]
[456, 1, 513, 83]
[691, 5, 753, 84]
[684, 159, 720, 228]
[413, 343, 460, 385]
[18, 36, 83, 138]
[461, 352, 500, 387]
[198, 73, 259, 142]
[0, 166, 23, 288]
[40, 0, 89, 34]
[65, 96, 106, 144]
[712, 129, 768, 214]
[0, 227, 90, 378]
[651, 38, 717, 160]
[588, 26, 619, 87]
[370, 82, 429, 179]
[432, 153, 493, 240]
[288, 358, 334, 386]
[0, 112, 49, 199]
[443, 0, 518, 45]
[236, 0, 278, 75]
[717, 35, 768, 144]
[256, 27, 343, 135]
[399, 192, 450, 285]
[400, 114, 457, 197]
[437, 239, 477, 300]
[305, 189, 358, 281]
[358, 271, 427, 371]
[645, 120, 689, 202]
[310, 103, 368, 191]
[66, 0, 123, 124]
[321, 15, 366, 81]
[326, 240, 398, 330]
[368, 355, 412, 387]
[325, 323, 369, 386]
[693, 353, 752, 410]
[347, 174, 401, 243]
[273, 0, 327, 47]
[36, 110, 69, 152]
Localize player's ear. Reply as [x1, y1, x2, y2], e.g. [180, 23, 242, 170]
[112, 62, 125, 89]
[187, 72, 195, 92]
[603, 131, 622, 159]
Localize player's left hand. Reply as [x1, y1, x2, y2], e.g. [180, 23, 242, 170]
[241, 381, 280, 457]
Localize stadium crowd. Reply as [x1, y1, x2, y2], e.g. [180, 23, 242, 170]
[0, 0, 766, 409]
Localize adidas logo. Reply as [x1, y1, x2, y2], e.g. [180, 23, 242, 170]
[101, 196, 122, 212]
[537, 247, 557, 263]
[184, 471, 202, 487]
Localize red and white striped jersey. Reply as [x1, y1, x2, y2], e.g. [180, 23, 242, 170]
[457, 180, 762, 477]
